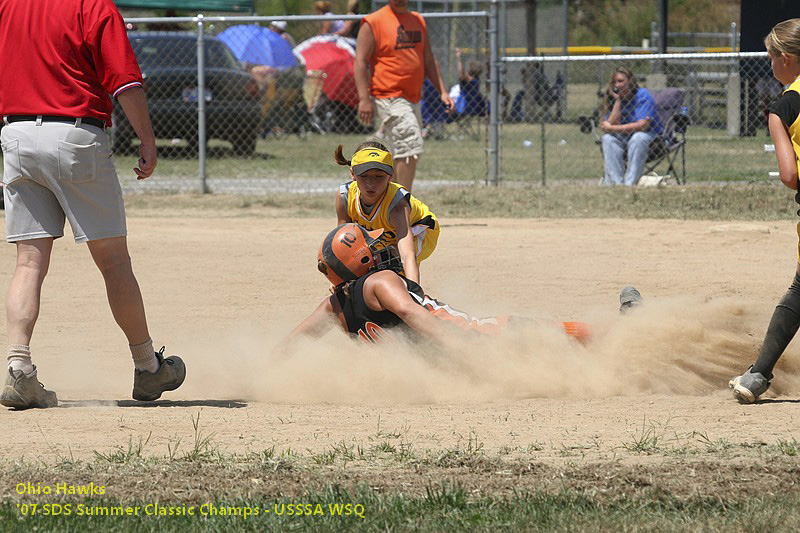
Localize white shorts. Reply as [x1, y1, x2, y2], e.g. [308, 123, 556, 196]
[1, 120, 126, 243]
[374, 97, 424, 159]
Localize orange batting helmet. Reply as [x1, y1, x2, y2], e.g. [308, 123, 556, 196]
[318, 223, 401, 286]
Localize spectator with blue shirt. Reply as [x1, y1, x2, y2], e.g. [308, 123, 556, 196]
[455, 48, 486, 117]
[600, 67, 663, 186]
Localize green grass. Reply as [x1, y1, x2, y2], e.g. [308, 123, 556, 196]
[105, 86, 776, 189]
[499, 121, 773, 184]
[114, 130, 490, 188]
[5, 420, 800, 533]
[3, 487, 799, 532]
[121, 182, 799, 221]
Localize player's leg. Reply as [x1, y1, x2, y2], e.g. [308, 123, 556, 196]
[1, 238, 59, 409]
[86, 236, 151, 347]
[86, 235, 186, 401]
[1, 122, 63, 409]
[752, 270, 800, 378]
[730, 265, 800, 403]
[53, 121, 184, 401]
[6, 238, 53, 350]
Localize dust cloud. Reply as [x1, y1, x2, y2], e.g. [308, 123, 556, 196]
[177, 297, 800, 404]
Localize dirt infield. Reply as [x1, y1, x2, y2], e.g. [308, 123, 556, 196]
[2, 214, 800, 470]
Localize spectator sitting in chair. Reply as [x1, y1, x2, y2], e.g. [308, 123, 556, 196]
[454, 48, 486, 117]
[600, 66, 663, 186]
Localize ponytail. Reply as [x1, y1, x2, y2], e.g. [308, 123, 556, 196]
[334, 140, 391, 168]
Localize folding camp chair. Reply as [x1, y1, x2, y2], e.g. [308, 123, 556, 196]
[450, 78, 487, 140]
[421, 78, 449, 140]
[421, 78, 486, 141]
[578, 88, 690, 184]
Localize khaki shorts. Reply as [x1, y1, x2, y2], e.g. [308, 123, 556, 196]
[1, 120, 126, 243]
[374, 97, 424, 159]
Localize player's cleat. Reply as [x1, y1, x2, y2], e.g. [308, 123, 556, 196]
[132, 347, 186, 401]
[619, 286, 643, 313]
[0, 366, 58, 409]
[728, 367, 771, 404]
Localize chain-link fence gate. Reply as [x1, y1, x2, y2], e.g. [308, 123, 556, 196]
[112, 12, 489, 195]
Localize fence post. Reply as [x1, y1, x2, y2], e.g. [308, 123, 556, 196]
[196, 15, 208, 194]
[487, 0, 499, 185]
[539, 102, 545, 186]
[727, 24, 741, 136]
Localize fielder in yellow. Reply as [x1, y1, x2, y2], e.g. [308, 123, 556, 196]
[333, 141, 439, 284]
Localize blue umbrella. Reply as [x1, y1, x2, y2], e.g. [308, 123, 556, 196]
[217, 25, 297, 67]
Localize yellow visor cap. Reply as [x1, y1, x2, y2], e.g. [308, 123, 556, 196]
[351, 148, 394, 176]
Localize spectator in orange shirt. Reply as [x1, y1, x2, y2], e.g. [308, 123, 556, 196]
[354, 0, 454, 191]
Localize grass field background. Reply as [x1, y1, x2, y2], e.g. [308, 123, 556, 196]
[110, 124, 774, 190]
[98, 82, 776, 193]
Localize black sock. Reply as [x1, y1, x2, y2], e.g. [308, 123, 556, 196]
[752, 273, 800, 379]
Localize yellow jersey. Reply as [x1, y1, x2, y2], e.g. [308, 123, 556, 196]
[786, 77, 800, 177]
[339, 180, 438, 251]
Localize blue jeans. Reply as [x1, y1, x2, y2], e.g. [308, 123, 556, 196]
[601, 131, 657, 186]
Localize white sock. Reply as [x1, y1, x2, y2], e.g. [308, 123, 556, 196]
[8, 344, 34, 376]
[130, 339, 159, 373]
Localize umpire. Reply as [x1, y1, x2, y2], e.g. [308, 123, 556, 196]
[0, 0, 186, 409]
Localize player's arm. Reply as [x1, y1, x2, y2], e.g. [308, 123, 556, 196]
[423, 33, 454, 112]
[389, 201, 420, 284]
[284, 295, 341, 341]
[368, 273, 458, 347]
[116, 87, 157, 179]
[769, 113, 798, 190]
[335, 191, 352, 225]
[354, 22, 375, 124]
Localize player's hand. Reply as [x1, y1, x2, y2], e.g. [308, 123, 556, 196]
[442, 93, 455, 113]
[358, 98, 374, 125]
[135, 142, 157, 180]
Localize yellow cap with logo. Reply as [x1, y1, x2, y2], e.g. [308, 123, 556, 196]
[351, 148, 393, 176]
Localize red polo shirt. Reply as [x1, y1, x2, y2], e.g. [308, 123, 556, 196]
[0, 0, 143, 126]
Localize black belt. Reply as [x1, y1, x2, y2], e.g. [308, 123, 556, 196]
[4, 115, 106, 129]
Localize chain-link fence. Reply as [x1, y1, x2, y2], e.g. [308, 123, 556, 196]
[111, 13, 488, 194]
[500, 52, 776, 185]
[4, 6, 780, 194]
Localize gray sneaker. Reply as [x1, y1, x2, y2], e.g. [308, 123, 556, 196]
[132, 347, 186, 401]
[619, 286, 643, 313]
[0, 366, 58, 409]
[728, 367, 771, 404]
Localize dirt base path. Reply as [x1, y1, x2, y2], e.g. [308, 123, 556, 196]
[2, 216, 799, 463]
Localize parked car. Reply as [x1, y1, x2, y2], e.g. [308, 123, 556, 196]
[112, 32, 262, 156]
